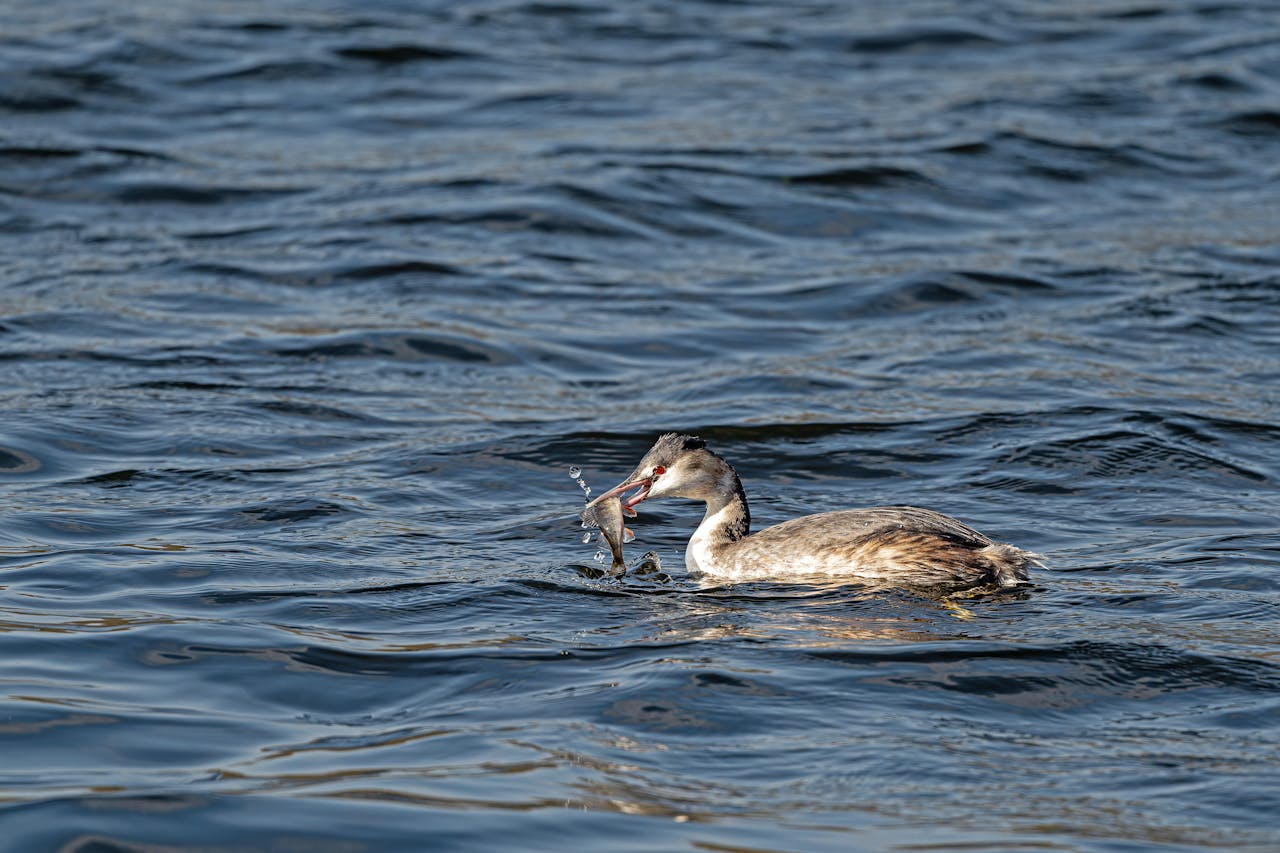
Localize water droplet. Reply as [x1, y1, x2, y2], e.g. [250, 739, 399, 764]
[581, 532, 593, 544]
[568, 465, 581, 479]
[593, 550, 606, 563]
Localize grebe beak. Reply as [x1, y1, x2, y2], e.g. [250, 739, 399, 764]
[585, 476, 652, 514]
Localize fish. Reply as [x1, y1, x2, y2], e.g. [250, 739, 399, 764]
[580, 494, 632, 574]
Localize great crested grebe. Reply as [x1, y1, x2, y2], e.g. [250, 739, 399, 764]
[586, 433, 1039, 586]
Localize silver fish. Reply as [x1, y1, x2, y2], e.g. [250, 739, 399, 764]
[581, 495, 630, 574]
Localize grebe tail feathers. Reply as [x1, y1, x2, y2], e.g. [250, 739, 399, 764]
[975, 542, 1042, 588]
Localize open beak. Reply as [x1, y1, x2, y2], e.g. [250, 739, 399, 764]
[585, 476, 652, 514]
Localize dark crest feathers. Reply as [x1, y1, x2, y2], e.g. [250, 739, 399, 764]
[680, 435, 705, 451]
[651, 433, 706, 459]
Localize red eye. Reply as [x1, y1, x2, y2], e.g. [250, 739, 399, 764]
[654, 466, 665, 476]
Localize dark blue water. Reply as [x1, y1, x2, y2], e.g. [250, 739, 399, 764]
[3, 2, 1279, 850]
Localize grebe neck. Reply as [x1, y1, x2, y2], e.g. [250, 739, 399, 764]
[685, 461, 751, 571]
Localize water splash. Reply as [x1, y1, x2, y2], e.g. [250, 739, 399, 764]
[568, 465, 581, 479]
[593, 550, 606, 564]
[581, 532, 593, 544]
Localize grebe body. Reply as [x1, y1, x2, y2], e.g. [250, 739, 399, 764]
[588, 433, 1038, 586]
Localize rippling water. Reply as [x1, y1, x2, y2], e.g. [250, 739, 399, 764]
[3, 1, 1279, 850]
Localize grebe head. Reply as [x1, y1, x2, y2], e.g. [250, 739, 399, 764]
[587, 433, 724, 511]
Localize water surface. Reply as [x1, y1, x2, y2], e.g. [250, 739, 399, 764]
[2, 1, 1279, 851]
